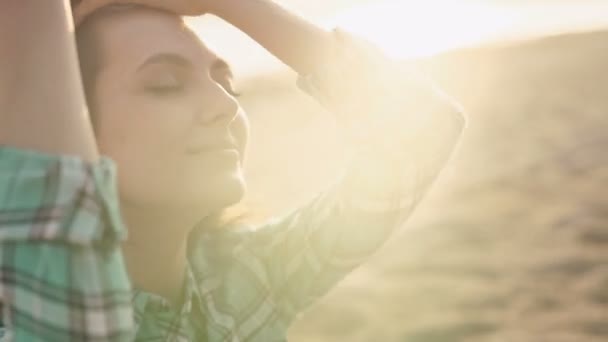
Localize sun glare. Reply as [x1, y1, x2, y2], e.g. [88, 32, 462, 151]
[327, 0, 517, 59]
[188, 0, 608, 77]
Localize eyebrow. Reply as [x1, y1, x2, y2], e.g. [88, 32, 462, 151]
[138, 53, 234, 77]
[137, 53, 193, 72]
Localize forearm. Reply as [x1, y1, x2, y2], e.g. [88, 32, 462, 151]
[211, 0, 333, 76]
[293, 28, 466, 212]
[0, 1, 98, 161]
[340, 97, 465, 211]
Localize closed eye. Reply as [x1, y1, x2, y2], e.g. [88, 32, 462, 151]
[143, 71, 185, 96]
[138, 53, 191, 97]
[145, 84, 184, 96]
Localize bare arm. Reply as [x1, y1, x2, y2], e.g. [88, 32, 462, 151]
[207, 1, 466, 323]
[75, 0, 332, 76]
[0, 0, 98, 161]
[0, 5, 135, 340]
[210, 0, 334, 76]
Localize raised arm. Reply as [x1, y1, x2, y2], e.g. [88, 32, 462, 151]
[205, 0, 466, 324]
[0, 1, 97, 160]
[0, 2, 134, 340]
[210, 0, 333, 77]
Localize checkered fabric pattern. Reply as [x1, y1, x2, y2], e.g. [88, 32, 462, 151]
[0, 147, 133, 341]
[0, 29, 465, 341]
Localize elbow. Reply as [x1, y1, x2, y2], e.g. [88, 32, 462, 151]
[449, 106, 468, 140]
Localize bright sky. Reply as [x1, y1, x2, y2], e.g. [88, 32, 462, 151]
[186, 0, 608, 78]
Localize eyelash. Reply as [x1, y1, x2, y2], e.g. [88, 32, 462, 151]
[145, 81, 241, 98]
[145, 84, 184, 96]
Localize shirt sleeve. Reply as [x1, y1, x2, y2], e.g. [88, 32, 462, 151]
[233, 28, 467, 323]
[0, 147, 134, 341]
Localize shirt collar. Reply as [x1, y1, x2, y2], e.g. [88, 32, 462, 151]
[132, 260, 198, 322]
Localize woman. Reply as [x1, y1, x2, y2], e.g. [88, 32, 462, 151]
[0, 0, 465, 341]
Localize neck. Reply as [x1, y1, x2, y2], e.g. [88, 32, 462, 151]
[120, 202, 206, 307]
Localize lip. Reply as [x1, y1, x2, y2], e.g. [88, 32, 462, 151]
[186, 140, 239, 155]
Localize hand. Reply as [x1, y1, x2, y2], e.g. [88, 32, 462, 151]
[72, 0, 216, 26]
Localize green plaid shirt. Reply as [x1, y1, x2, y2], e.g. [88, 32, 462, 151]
[0, 30, 465, 341]
[0, 147, 133, 341]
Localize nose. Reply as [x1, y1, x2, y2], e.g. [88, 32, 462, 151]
[194, 81, 239, 126]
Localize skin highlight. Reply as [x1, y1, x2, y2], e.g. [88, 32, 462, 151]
[77, 7, 250, 305]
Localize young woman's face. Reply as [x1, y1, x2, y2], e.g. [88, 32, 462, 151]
[90, 8, 249, 213]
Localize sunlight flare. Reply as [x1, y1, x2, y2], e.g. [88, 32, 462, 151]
[327, 0, 518, 59]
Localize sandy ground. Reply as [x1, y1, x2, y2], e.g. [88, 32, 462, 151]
[236, 30, 608, 341]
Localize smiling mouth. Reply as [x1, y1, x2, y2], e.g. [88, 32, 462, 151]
[186, 138, 239, 155]
[186, 146, 239, 156]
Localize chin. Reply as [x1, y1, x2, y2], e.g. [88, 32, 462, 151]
[188, 168, 247, 211]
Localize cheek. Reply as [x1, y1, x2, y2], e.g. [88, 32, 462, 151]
[92, 88, 185, 187]
[93, 100, 185, 205]
[93, 95, 131, 158]
[94, 85, 183, 154]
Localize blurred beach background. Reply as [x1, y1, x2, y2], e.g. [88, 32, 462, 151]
[189, 1, 608, 341]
